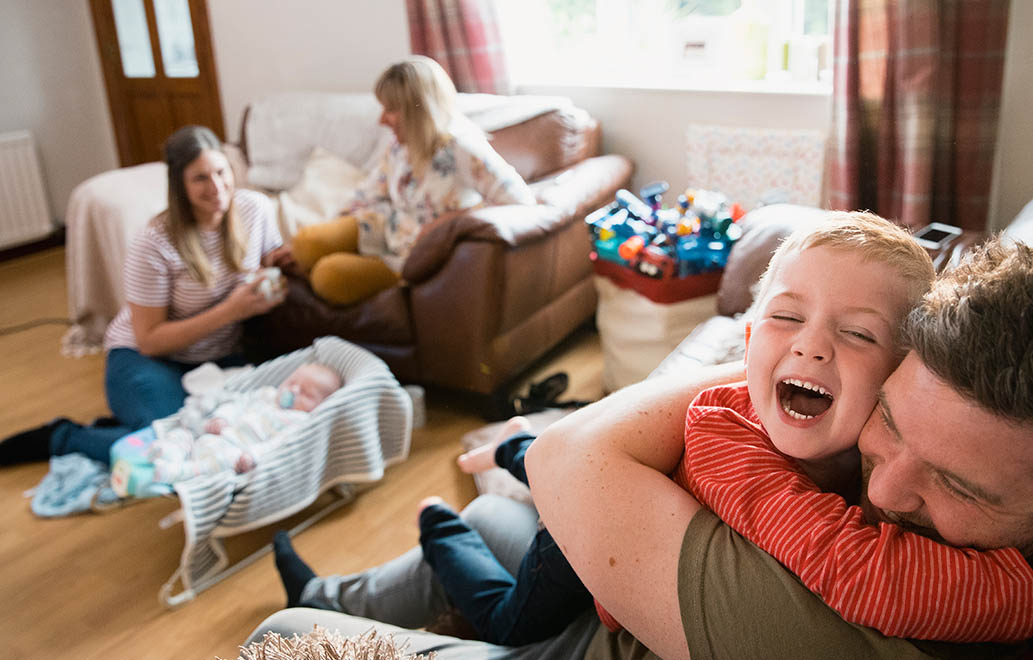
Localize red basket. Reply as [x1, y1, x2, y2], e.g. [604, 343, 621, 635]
[591, 255, 722, 304]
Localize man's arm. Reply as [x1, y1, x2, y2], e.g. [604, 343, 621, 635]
[526, 362, 744, 660]
[677, 400, 1033, 643]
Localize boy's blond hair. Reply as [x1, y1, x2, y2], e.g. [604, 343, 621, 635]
[752, 211, 936, 329]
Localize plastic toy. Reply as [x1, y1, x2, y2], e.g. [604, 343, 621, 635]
[639, 181, 670, 225]
[586, 182, 744, 281]
[109, 427, 174, 499]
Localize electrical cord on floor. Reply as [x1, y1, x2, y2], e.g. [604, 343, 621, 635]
[0, 317, 73, 336]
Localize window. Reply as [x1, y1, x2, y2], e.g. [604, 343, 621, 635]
[154, 0, 199, 78]
[111, 0, 156, 78]
[496, 0, 832, 91]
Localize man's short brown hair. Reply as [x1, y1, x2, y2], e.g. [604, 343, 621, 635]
[901, 236, 1033, 423]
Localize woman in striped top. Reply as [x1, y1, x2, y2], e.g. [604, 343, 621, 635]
[1, 126, 292, 466]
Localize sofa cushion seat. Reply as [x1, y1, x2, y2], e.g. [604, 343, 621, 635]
[254, 276, 413, 345]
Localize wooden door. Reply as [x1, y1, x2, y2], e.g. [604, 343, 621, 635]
[89, 0, 225, 166]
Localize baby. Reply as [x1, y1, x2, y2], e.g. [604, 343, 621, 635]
[148, 362, 342, 483]
[405, 212, 1033, 645]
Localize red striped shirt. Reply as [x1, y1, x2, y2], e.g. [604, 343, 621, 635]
[668, 383, 1033, 642]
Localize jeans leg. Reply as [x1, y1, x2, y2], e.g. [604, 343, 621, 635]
[105, 348, 190, 429]
[51, 349, 192, 465]
[49, 421, 134, 464]
[421, 501, 592, 646]
[494, 432, 536, 486]
[300, 495, 539, 629]
[499, 528, 593, 646]
[418, 503, 520, 643]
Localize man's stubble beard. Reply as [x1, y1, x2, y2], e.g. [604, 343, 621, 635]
[860, 454, 1033, 562]
[859, 454, 945, 542]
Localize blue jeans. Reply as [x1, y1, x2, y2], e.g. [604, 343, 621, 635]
[418, 433, 593, 646]
[49, 348, 247, 465]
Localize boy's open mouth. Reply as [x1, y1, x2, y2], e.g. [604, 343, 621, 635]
[777, 379, 833, 420]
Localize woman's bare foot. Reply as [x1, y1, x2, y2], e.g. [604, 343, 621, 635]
[456, 416, 532, 474]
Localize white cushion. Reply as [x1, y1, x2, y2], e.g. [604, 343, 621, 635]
[242, 91, 573, 192]
[275, 147, 366, 239]
[244, 92, 385, 191]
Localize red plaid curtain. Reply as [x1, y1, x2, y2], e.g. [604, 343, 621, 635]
[406, 0, 511, 94]
[825, 0, 1010, 231]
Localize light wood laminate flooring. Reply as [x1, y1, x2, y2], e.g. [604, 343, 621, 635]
[0, 247, 602, 659]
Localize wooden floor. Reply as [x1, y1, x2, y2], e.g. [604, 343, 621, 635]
[0, 248, 603, 660]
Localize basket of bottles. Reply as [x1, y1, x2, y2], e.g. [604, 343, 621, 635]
[585, 182, 744, 303]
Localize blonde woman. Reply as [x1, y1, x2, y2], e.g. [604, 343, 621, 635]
[292, 56, 536, 305]
[1, 126, 292, 466]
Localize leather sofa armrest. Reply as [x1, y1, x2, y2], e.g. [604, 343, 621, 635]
[401, 204, 564, 284]
[532, 154, 634, 219]
[402, 153, 634, 284]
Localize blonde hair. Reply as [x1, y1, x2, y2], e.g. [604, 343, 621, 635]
[374, 56, 457, 177]
[163, 125, 247, 288]
[902, 237, 1033, 423]
[753, 211, 936, 329]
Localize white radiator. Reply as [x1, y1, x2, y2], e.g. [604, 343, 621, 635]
[0, 130, 53, 249]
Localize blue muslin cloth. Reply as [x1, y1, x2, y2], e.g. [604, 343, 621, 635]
[28, 453, 119, 517]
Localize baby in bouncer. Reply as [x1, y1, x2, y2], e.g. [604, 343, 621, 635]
[111, 363, 341, 496]
[150, 363, 342, 483]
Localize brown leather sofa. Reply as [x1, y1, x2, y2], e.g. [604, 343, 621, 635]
[247, 106, 634, 397]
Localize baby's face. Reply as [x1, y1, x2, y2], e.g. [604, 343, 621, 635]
[746, 246, 911, 463]
[277, 364, 341, 412]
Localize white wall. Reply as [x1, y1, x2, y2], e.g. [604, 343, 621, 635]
[208, 0, 411, 141]
[0, 0, 118, 225]
[989, 0, 1033, 231]
[520, 83, 831, 197]
[2, 0, 1028, 228]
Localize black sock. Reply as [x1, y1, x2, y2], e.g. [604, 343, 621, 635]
[0, 417, 70, 465]
[273, 530, 316, 608]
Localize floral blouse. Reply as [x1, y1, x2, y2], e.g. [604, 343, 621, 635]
[349, 119, 536, 272]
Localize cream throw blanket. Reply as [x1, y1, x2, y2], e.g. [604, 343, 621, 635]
[62, 162, 168, 356]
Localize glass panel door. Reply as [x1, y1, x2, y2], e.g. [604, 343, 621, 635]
[111, 0, 155, 78]
[154, 0, 199, 77]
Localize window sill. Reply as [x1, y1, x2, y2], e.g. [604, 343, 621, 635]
[515, 77, 832, 98]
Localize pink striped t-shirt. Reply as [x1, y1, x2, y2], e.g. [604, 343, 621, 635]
[103, 189, 281, 364]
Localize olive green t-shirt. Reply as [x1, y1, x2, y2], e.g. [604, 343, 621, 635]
[584, 509, 1032, 660]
